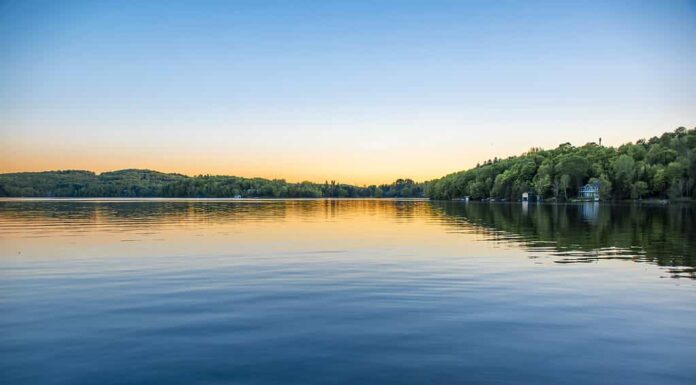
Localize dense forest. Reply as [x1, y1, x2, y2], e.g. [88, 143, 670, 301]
[1, 128, 694, 200]
[0, 169, 425, 198]
[427, 127, 696, 201]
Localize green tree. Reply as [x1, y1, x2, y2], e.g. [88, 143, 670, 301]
[612, 155, 635, 198]
[631, 181, 648, 199]
[560, 174, 571, 200]
[533, 174, 551, 198]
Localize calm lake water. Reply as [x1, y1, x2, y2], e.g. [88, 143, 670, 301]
[1, 199, 695, 385]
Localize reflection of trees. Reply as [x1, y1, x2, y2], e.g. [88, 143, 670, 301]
[2, 200, 693, 278]
[0, 199, 431, 228]
[432, 202, 696, 277]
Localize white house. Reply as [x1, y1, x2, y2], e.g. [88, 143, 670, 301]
[579, 183, 600, 201]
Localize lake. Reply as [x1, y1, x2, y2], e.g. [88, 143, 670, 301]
[1, 199, 695, 385]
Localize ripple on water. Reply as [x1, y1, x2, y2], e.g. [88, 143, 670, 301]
[1, 200, 695, 385]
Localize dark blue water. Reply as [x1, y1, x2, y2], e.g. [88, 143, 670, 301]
[1, 200, 695, 384]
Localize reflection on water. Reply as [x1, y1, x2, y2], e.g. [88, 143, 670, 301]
[2, 200, 693, 278]
[1, 199, 695, 385]
[432, 202, 696, 279]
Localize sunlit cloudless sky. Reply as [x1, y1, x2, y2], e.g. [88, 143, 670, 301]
[1, 0, 695, 184]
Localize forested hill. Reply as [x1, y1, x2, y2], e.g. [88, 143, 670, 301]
[427, 127, 696, 201]
[0, 169, 424, 198]
[2, 128, 694, 200]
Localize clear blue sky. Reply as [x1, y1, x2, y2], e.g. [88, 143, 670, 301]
[1, 0, 695, 183]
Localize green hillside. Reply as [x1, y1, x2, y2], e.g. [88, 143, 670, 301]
[0, 169, 423, 198]
[427, 127, 696, 201]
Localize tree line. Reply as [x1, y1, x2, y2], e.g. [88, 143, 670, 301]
[1, 128, 694, 200]
[0, 169, 425, 198]
[427, 127, 696, 201]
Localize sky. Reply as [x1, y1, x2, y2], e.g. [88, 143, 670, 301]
[1, 0, 695, 184]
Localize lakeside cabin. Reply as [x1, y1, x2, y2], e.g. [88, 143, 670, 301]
[522, 192, 538, 201]
[579, 182, 600, 201]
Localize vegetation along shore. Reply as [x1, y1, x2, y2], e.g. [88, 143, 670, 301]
[1, 127, 694, 200]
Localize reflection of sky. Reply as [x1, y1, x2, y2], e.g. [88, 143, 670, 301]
[1, 200, 500, 262]
[1, 1, 695, 184]
[1, 200, 693, 280]
[2, 201, 696, 385]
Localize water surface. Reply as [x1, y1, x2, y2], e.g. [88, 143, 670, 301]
[1, 200, 695, 384]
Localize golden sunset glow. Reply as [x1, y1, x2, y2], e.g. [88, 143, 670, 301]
[0, 122, 682, 185]
[2, 1, 694, 184]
